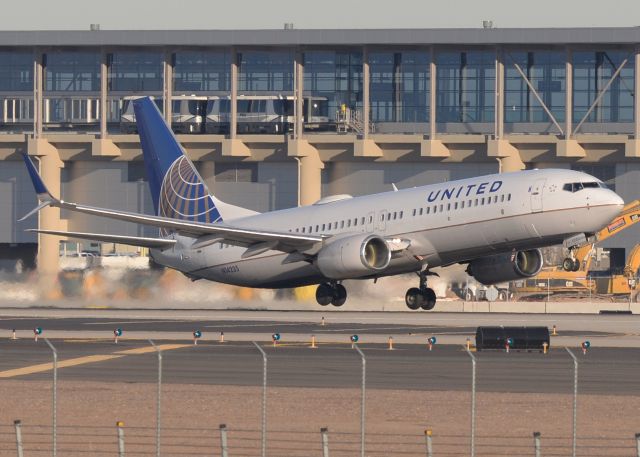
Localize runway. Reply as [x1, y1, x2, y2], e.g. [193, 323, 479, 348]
[1, 337, 639, 395]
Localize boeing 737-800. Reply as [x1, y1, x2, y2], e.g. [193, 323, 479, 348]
[21, 97, 624, 310]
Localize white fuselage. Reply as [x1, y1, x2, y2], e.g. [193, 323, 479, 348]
[151, 169, 624, 288]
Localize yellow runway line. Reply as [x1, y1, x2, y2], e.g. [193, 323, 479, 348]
[0, 354, 123, 378]
[115, 344, 190, 355]
[0, 344, 190, 378]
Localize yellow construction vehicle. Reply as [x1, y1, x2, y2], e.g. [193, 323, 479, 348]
[513, 199, 640, 298]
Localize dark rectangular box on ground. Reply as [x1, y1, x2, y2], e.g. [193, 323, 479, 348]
[475, 326, 550, 351]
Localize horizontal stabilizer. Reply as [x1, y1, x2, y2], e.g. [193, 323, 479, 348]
[27, 229, 176, 249]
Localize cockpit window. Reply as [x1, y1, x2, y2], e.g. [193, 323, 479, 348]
[563, 182, 604, 192]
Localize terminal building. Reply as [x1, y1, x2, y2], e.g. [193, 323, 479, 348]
[1, 27, 639, 274]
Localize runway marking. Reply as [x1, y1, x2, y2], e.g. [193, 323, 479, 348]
[0, 354, 123, 378]
[115, 344, 190, 355]
[82, 320, 199, 325]
[0, 344, 190, 378]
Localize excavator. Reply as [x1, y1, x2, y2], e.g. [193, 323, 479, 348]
[513, 199, 640, 299]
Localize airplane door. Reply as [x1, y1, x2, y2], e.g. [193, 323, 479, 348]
[377, 210, 387, 231]
[530, 179, 546, 213]
[366, 211, 375, 233]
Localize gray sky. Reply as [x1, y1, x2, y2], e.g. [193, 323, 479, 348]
[5, 0, 640, 30]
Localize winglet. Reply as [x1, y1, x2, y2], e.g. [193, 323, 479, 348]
[19, 153, 58, 221]
[21, 153, 54, 200]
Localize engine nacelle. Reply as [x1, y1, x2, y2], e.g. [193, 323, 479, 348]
[466, 249, 543, 285]
[316, 234, 391, 279]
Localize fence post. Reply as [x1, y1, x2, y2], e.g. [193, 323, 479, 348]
[14, 420, 23, 457]
[566, 348, 578, 457]
[533, 431, 541, 457]
[252, 342, 267, 457]
[354, 344, 366, 457]
[424, 429, 433, 457]
[148, 339, 162, 457]
[116, 421, 125, 457]
[464, 346, 477, 457]
[220, 424, 228, 457]
[43, 338, 57, 457]
[320, 427, 329, 457]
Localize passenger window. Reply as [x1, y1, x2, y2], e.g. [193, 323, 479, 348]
[447, 203, 451, 211]
[433, 206, 437, 214]
[493, 196, 498, 203]
[425, 207, 429, 214]
[354, 218, 358, 226]
[419, 208, 423, 216]
[475, 199, 478, 206]
[340, 221, 344, 229]
[461, 201, 465, 209]
[399, 211, 403, 218]
[369, 216, 373, 223]
[393, 212, 397, 220]
[387, 213, 391, 221]
[333, 222, 338, 229]
[501, 194, 505, 202]
[301, 227, 305, 233]
[322, 224, 325, 231]
[361, 217, 365, 225]
[508, 194, 512, 201]
[481, 198, 485, 205]
[315, 225, 319, 232]
[380, 214, 384, 221]
[412, 209, 416, 216]
[347, 220, 351, 227]
[454, 202, 458, 210]
[439, 204, 443, 212]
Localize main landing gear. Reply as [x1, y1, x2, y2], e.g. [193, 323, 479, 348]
[316, 282, 347, 307]
[405, 270, 437, 311]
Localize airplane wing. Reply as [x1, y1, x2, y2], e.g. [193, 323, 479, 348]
[20, 154, 324, 253]
[27, 229, 177, 249]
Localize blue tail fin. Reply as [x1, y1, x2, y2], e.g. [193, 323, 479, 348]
[134, 97, 223, 224]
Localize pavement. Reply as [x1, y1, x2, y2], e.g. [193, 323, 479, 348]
[0, 309, 639, 395]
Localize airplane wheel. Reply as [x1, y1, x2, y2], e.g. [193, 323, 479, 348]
[498, 290, 508, 301]
[331, 284, 347, 307]
[421, 288, 437, 310]
[571, 259, 581, 271]
[316, 283, 333, 306]
[562, 258, 574, 272]
[405, 287, 423, 310]
[464, 289, 475, 301]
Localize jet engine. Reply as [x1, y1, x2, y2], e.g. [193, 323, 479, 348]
[316, 234, 391, 279]
[466, 249, 543, 285]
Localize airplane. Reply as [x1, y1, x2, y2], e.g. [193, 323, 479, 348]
[20, 97, 625, 310]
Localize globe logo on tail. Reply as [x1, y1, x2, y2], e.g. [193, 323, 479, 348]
[159, 156, 221, 232]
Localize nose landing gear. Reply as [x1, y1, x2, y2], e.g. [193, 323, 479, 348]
[405, 270, 437, 310]
[316, 282, 347, 307]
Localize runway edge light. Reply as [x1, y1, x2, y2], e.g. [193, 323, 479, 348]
[428, 336, 437, 351]
[193, 330, 202, 345]
[114, 328, 123, 344]
[581, 340, 590, 354]
[33, 327, 42, 342]
[272, 333, 281, 347]
[350, 334, 359, 348]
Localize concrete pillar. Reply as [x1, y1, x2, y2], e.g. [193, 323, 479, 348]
[362, 46, 370, 139]
[294, 51, 304, 139]
[635, 48, 640, 140]
[34, 51, 44, 138]
[163, 51, 173, 125]
[429, 47, 437, 138]
[230, 47, 238, 139]
[557, 48, 585, 157]
[298, 152, 324, 206]
[222, 49, 250, 157]
[626, 48, 640, 157]
[199, 160, 216, 189]
[494, 48, 505, 139]
[565, 48, 573, 139]
[100, 49, 108, 138]
[487, 139, 525, 172]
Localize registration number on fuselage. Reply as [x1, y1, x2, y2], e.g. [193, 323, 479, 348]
[221, 265, 240, 274]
